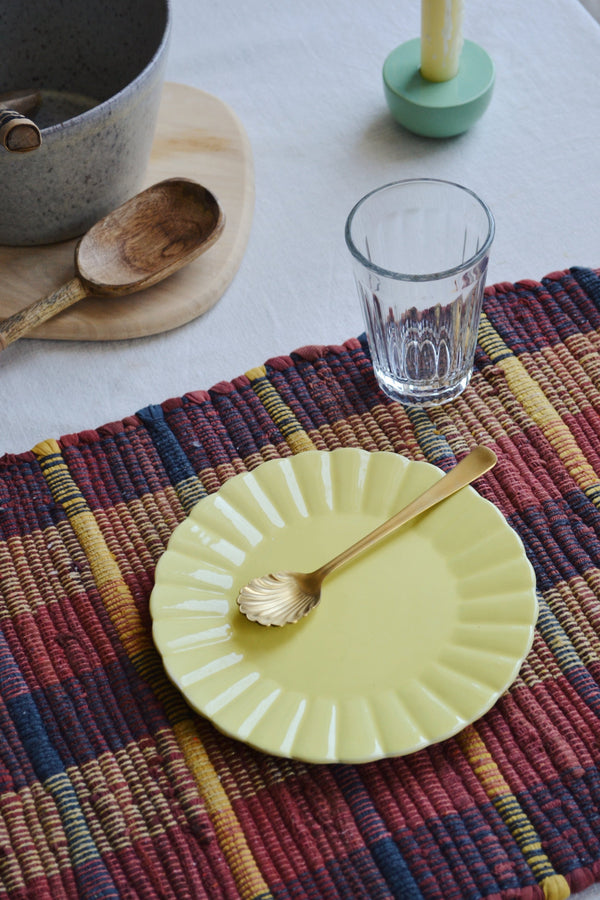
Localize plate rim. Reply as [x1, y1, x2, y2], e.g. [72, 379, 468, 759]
[151, 448, 538, 763]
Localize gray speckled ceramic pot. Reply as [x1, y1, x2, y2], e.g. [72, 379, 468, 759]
[0, 0, 170, 245]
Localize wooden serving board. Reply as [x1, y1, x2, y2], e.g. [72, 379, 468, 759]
[0, 82, 254, 340]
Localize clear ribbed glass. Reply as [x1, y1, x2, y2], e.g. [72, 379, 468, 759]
[345, 179, 494, 407]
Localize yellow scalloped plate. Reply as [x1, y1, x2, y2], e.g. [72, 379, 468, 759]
[150, 449, 538, 763]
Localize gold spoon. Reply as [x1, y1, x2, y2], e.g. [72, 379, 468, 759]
[0, 177, 224, 349]
[237, 445, 497, 627]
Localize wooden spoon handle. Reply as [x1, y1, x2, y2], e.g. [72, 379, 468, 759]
[0, 91, 42, 116]
[0, 108, 42, 152]
[314, 445, 497, 583]
[0, 277, 89, 350]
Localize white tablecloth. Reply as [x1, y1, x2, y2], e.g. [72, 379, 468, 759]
[2, 3, 600, 895]
[2, 0, 600, 459]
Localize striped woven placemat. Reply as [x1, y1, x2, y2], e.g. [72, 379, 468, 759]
[2, 266, 600, 899]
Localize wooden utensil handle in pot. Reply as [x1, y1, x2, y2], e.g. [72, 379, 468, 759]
[0, 109, 42, 152]
[0, 278, 89, 350]
[0, 91, 42, 116]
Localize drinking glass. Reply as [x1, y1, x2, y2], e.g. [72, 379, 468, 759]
[345, 178, 494, 407]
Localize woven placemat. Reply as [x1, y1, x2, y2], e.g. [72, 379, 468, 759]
[2, 267, 600, 899]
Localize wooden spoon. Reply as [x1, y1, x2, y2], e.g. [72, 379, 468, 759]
[0, 91, 42, 152]
[0, 178, 225, 350]
[237, 446, 497, 626]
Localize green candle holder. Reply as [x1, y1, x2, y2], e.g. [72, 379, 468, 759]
[383, 38, 495, 138]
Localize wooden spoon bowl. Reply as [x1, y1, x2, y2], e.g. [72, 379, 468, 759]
[0, 178, 224, 349]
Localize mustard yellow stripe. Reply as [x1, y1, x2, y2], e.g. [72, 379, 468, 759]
[458, 725, 569, 898]
[478, 314, 599, 501]
[540, 874, 571, 900]
[246, 365, 315, 454]
[44, 771, 104, 867]
[176, 475, 207, 515]
[405, 407, 453, 464]
[33, 439, 273, 900]
[34, 440, 151, 658]
[478, 314, 511, 365]
[173, 720, 270, 900]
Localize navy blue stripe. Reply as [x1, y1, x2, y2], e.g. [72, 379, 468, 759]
[333, 767, 424, 899]
[571, 267, 600, 307]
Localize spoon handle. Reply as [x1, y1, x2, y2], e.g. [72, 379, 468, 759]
[0, 277, 88, 350]
[0, 91, 42, 116]
[314, 446, 497, 583]
[0, 109, 42, 153]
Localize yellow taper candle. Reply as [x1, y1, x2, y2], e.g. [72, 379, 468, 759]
[421, 0, 464, 82]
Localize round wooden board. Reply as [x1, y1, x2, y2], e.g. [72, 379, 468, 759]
[0, 82, 254, 340]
